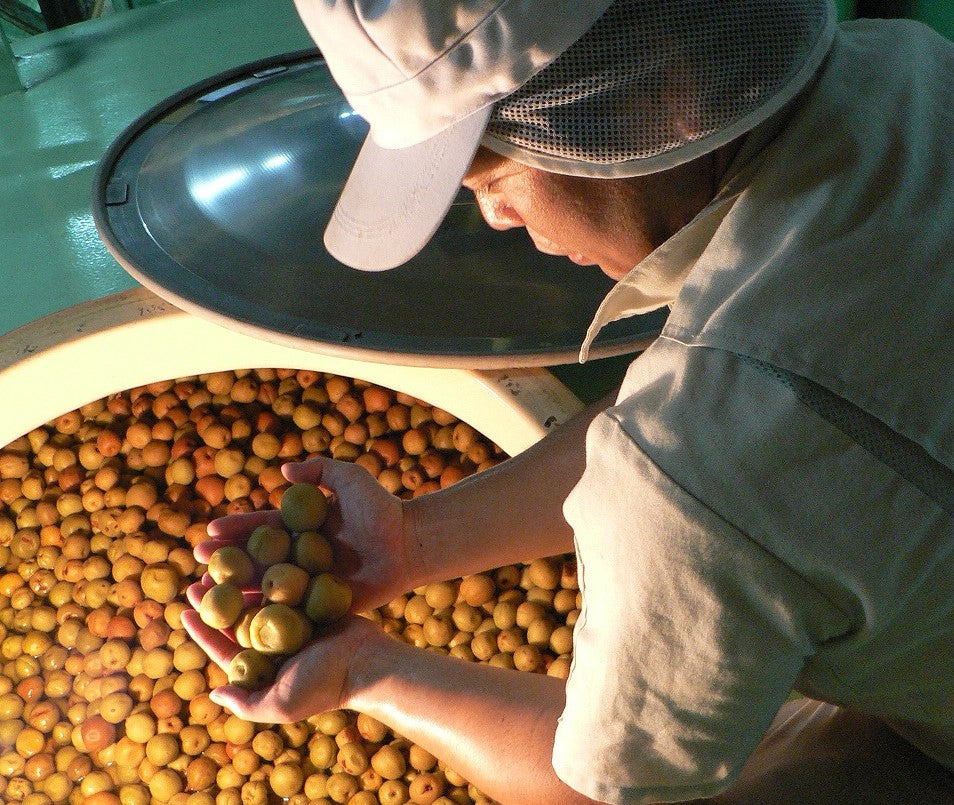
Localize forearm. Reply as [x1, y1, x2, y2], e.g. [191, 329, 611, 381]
[346, 630, 598, 805]
[404, 392, 613, 584]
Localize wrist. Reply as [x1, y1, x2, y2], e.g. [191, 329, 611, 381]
[341, 620, 408, 711]
[401, 494, 431, 587]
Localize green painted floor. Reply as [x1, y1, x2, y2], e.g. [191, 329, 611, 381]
[0, 0, 313, 338]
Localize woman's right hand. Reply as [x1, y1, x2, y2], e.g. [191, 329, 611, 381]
[181, 609, 386, 724]
[193, 456, 417, 614]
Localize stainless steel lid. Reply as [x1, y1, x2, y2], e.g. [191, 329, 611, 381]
[93, 51, 664, 368]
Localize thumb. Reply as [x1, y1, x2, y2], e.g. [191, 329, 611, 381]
[209, 685, 262, 720]
[283, 455, 369, 494]
[281, 456, 331, 485]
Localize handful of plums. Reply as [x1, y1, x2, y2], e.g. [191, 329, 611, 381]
[198, 482, 352, 689]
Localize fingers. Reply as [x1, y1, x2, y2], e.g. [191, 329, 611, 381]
[198, 619, 380, 724]
[205, 510, 281, 541]
[208, 685, 254, 716]
[197, 510, 282, 563]
[281, 457, 328, 484]
[186, 580, 209, 610]
[240, 587, 263, 607]
[194, 539, 236, 564]
[209, 685, 283, 723]
[282, 456, 356, 496]
[287, 457, 390, 508]
[202, 458, 354, 562]
[199, 461, 347, 568]
[209, 644, 338, 724]
[189, 579, 262, 610]
[181, 609, 239, 673]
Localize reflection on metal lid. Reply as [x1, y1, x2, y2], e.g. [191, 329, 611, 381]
[92, 51, 664, 368]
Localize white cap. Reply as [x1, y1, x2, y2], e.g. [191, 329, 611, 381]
[296, 0, 835, 271]
[294, 0, 615, 270]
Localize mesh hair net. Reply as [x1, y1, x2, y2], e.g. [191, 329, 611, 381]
[483, 0, 835, 177]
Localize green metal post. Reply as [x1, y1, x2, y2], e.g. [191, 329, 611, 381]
[834, 0, 856, 18]
[0, 22, 23, 95]
[910, 0, 954, 39]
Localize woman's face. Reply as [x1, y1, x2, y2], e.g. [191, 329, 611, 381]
[461, 147, 716, 281]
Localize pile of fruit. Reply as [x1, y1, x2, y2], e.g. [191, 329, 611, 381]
[0, 369, 579, 805]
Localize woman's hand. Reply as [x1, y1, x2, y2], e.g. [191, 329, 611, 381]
[181, 608, 384, 723]
[194, 456, 417, 613]
[184, 456, 417, 722]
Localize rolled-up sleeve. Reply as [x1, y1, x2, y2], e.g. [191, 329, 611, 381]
[553, 411, 846, 804]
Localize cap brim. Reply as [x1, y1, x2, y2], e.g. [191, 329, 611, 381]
[324, 105, 492, 271]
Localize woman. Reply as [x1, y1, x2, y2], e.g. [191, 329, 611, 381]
[184, 1, 954, 801]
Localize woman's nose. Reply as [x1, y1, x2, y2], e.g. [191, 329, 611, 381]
[474, 190, 524, 231]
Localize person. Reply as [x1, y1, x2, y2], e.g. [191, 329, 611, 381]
[183, 0, 954, 802]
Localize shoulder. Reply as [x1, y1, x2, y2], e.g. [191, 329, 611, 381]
[655, 18, 954, 465]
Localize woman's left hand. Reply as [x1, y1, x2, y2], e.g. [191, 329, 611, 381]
[181, 607, 383, 723]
